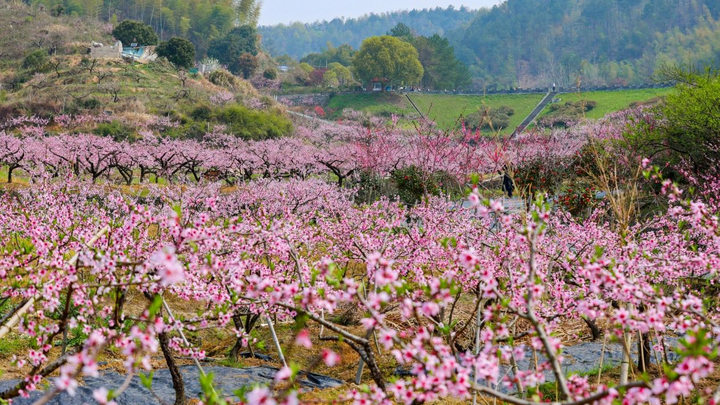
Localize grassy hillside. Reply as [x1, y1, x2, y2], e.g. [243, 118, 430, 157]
[0, 3, 294, 140]
[327, 93, 414, 119]
[4, 56, 256, 115]
[326, 88, 671, 132]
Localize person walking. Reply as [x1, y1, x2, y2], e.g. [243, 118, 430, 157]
[553, 82, 556, 93]
[501, 167, 515, 198]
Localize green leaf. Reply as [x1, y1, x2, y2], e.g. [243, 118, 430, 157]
[139, 371, 154, 390]
[148, 295, 163, 318]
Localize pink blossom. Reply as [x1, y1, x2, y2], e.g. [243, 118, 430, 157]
[150, 245, 185, 286]
[322, 349, 340, 367]
[295, 329, 312, 349]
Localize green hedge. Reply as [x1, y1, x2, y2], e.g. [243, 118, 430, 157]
[215, 104, 293, 140]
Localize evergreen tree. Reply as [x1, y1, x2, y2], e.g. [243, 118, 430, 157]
[208, 25, 258, 67]
[112, 20, 158, 46]
[156, 37, 196, 69]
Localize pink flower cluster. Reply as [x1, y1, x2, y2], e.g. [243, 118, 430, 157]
[0, 111, 719, 405]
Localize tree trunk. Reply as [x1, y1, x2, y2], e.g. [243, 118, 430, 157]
[113, 288, 126, 329]
[144, 292, 186, 405]
[360, 343, 385, 391]
[582, 316, 602, 341]
[159, 331, 187, 405]
[637, 332, 652, 373]
[229, 312, 244, 363]
[619, 305, 633, 385]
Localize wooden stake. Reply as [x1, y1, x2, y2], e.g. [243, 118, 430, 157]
[597, 332, 607, 385]
[265, 316, 287, 367]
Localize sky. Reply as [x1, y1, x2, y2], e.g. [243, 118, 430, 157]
[258, 0, 504, 26]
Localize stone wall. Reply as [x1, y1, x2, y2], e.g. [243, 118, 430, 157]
[90, 41, 122, 59]
[275, 93, 330, 107]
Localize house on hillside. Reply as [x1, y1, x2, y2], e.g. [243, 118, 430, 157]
[370, 77, 390, 92]
[89, 41, 157, 63]
[120, 45, 157, 63]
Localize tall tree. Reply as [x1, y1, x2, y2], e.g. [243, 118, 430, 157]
[399, 33, 471, 90]
[231, 52, 258, 78]
[208, 25, 258, 66]
[387, 22, 413, 38]
[353, 35, 424, 87]
[328, 62, 354, 86]
[236, 0, 263, 28]
[112, 20, 158, 46]
[300, 44, 356, 68]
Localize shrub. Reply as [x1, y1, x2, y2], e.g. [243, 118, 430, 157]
[547, 100, 596, 115]
[230, 53, 258, 79]
[464, 105, 513, 131]
[313, 106, 326, 117]
[208, 69, 241, 91]
[215, 104, 293, 140]
[163, 121, 206, 140]
[23, 50, 50, 73]
[298, 63, 314, 73]
[19, 101, 61, 118]
[5, 74, 28, 91]
[354, 171, 398, 204]
[76, 98, 102, 111]
[495, 105, 515, 117]
[198, 57, 222, 74]
[558, 179, 598, 216]
[156, 38, 196, 69]
[514, 157, 570, 197]
[390, 166, 440, 206]
[93, 121, 135, 141]
[190, 105, 213, 121]
[263, 68, 278, 80]
[540, 100, 597, 128]
[652, 68, 720, 172]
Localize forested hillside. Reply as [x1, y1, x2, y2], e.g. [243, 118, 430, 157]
[258, 0, 720, 88]
[452, 0, 720, 88]
[19, 0, 254, 57]
[258, 7, 480, 59]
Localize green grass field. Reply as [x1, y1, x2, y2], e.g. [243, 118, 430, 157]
[409, 93, 545, 131]
[326, 88, 674, 132]
[543, 88, 673, 119]
[326, 93, 413, 119]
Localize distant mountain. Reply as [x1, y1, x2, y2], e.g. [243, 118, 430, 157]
[258, 6, 480, 59]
